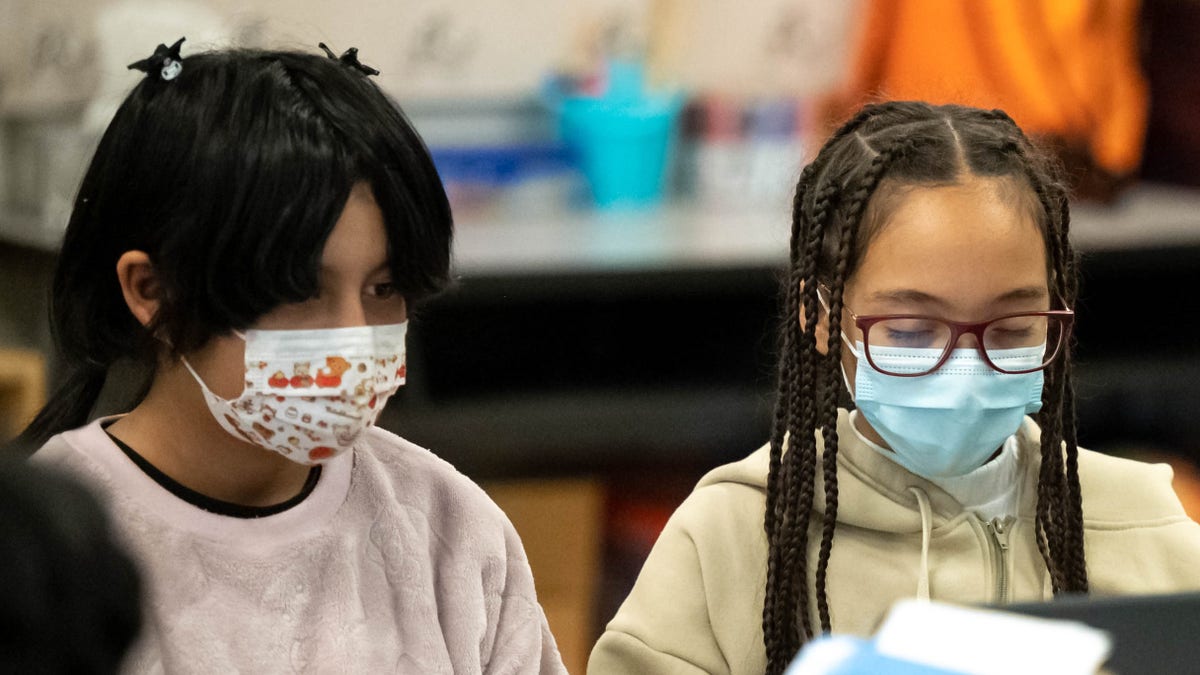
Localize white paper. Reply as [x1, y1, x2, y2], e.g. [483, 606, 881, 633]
[874, 599, 1111, 675]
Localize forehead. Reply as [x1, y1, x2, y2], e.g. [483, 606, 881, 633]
[849, 176, 1047, 307]
[320, 183, 388, 272]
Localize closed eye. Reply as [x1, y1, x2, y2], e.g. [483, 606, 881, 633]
[884, 328, 939, 347]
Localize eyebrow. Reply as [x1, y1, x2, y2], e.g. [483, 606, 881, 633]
[994, 286, 1050, 302]
[866, 286, 1049, 308]
[319, 260, 391, 276]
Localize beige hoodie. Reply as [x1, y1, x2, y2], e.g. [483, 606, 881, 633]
[589, 409, 1200, 675]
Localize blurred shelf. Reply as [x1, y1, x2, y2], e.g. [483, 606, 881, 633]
[4, 183, 1200, 266]
[451, 182, 1200, 276]
[451, 199, 793, 276]
[1070, 183, 1200, 251]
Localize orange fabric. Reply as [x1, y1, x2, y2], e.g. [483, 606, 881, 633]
[1172, 461, 1200, 523]
[841, 0, 1148, 175]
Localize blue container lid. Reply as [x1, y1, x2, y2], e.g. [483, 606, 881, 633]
[430, 143, 577, 186]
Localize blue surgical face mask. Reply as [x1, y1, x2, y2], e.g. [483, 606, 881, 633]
[841, 338, 1044, 478]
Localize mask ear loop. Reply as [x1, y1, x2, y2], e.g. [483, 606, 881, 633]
[816, 285, 860, 398]
[839, 365, 856, 400]
[179, 329, 249, 402]
[179, 356, 230, 403]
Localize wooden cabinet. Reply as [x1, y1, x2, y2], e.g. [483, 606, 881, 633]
[0, 348, 45, 442]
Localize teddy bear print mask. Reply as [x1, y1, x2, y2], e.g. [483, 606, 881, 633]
[183, 322, 407, 465]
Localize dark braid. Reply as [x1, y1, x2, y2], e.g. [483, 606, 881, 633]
[771, 106, 893, 669]
[765, 106, 903, 674]
[1012, 143, 1069, 591]
[764, 166, 848, 668]
[1001, 122, 1089, 594]
[783, 177, 839, 646]
[816, 136, 923, 631]
[766, 117, 934, 672]
[788, 178, 830, 641]
[789, 180, 838, 637]
[1057, 188, 1087, 593]
[1039, 361, 1070, 591]
[792, 180, 840, 634]
[763, 101, 1089, 672]
[1048, 180, 1088, 593]
[812, 208, 853, 633]
[763, 163, 815, 662]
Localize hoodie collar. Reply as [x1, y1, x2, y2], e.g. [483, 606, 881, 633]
[695, 408, 1044, 535]
[848, 410, 1023, 522]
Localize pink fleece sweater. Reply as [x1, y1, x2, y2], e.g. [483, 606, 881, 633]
[33, 419, 565, 674]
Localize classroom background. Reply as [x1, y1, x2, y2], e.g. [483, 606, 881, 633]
[0, 1, 1197, 671]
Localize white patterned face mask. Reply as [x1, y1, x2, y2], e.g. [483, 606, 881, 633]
[183, 322, 407, 465]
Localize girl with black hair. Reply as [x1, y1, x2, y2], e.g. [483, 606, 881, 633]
[589, 101, 1200, 674]
[18, 40, 564, 673]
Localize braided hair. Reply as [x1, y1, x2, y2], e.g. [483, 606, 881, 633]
[763, 101, 1086, 673]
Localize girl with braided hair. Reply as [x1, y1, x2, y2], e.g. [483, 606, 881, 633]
[16, 40, 564, 673]
[590, 101, 1200, 674]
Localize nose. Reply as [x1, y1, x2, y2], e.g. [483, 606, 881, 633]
[331, 294, 368, 329]
[951, 329, 992, 362]
[954, 333, 982, 349]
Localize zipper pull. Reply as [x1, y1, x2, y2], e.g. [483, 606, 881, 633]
[990, 516, 1013, 551]
[988, 516, 1015, 603]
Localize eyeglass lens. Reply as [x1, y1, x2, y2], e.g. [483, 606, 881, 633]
[864, 314, 1067, 375]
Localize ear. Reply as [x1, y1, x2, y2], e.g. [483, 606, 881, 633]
[797, 282, 832, 355]
[115, 251, 162, 328]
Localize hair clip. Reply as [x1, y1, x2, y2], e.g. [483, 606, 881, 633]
[318, 42, 380, 77]
[128, 37, 186, 81]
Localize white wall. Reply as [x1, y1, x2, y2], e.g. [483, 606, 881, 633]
[0, 0, 856, 103]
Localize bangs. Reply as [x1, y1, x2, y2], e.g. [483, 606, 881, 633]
[124, 50, 452, 351]
[348, 107, 454, 304]
[271, 50, 453, 304]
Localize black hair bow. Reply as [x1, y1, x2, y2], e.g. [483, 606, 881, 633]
[318, 42, 380, 77]
[128, 37, 186, 81]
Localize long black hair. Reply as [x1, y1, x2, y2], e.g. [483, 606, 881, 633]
[763, 101, 1084, 673]
[15, 45, 453, 451]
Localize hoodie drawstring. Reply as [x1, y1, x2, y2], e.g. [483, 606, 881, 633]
[907, 486, 933, 602]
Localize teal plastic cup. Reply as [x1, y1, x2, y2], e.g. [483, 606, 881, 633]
[560, 92, 685, 209]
